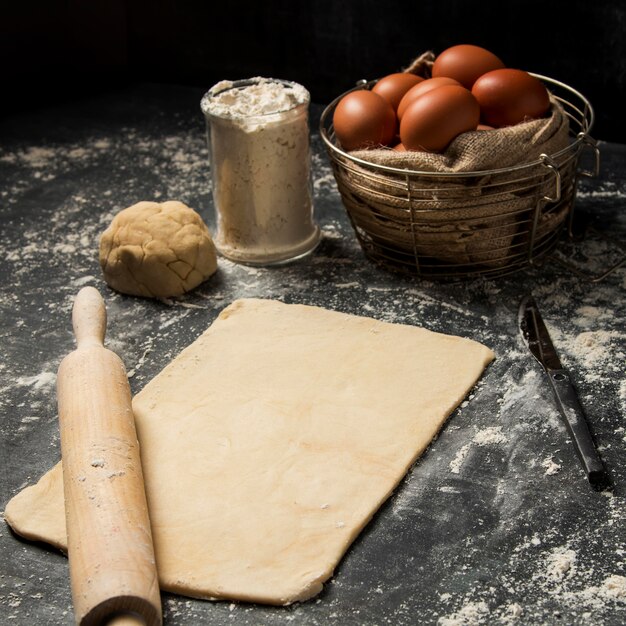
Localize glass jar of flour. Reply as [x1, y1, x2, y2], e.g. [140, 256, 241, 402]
[201, 78, 320, 265]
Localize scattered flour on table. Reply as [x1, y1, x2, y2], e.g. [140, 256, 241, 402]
[543, 546, 577, 582]
[13, 371, 56, 390]
[435, 539, 626, 624]
[472, 426, 507, 446]
[559, 575, 626, 611]
[549, 326, 625, 384]
[576, 180, 626, 200]
[126, 336, 155, 378]
[449, 426, 507, 474]
[494, 369, 547, 425]
[449, 444, 471, 475]
[502, 603, 524, 623]
[313, 171, 337, 191]
[19, 415, 40, 423]
[438, 600, 490, 625]
[573, 330, 623, 365]
[541, 456, 562, 475]
[438, 485, 461, 494]
[17, 147, 58, 167]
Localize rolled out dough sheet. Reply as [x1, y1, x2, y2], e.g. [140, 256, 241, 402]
[5, 298, 494, 605]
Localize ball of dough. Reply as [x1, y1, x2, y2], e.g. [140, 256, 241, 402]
[99, 201, 218, 298]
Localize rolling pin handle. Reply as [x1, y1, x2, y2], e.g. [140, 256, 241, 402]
[72, 286, 107, 349]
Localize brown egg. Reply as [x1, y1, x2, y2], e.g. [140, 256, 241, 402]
[400, 85, 480, 153]
[472, 69, 550, 127]
[372, 73, 424, 112]
[476, 124, 494, 131]
[393, 142, 406, 151]
[432, 44, 505, 89]
[333, 90, 397, 151]
[397, 77, 461, 120]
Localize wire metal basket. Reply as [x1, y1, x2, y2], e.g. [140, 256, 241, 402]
[320, 74, 599, 280]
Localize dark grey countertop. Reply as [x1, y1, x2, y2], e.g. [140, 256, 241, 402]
[1, 83, 625, 625]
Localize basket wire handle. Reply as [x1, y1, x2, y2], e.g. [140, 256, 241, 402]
[546, 136, 625, 282]
[527, 154, 562, 263]
[540, 154, 562, 203]
[576, 133, 601, 178]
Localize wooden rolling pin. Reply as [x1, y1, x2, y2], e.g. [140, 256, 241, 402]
[57, 287, 162, 626]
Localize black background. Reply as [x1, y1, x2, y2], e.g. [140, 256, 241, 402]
[1, 0, 625, 142]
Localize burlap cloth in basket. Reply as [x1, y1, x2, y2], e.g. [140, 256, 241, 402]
[338, 52, 572, 267]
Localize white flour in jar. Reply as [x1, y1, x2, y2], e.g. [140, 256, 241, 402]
[203, 78, 309, 119]
[201, 78, 320, 265]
